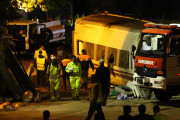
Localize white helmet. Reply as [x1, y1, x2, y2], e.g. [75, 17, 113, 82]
[51, 55, 56, 60]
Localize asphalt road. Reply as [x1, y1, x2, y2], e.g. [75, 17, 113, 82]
[0, 57, 180, 120]
[1, 96, 180, 120]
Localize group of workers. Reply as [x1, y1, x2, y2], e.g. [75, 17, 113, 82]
[33, 44, 117, 120]
[33, 45, 97, 101]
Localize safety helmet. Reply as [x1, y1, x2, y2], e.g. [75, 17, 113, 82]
[50, 55, 57, 63]
[51, 55, 56, 60]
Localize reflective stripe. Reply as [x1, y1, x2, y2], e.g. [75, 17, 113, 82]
[34, 50, 47, 59]
[50, 75, 60, 79]
[79, 55, 90, 61]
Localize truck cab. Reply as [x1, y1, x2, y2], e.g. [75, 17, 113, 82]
[133, 23, 180, 100]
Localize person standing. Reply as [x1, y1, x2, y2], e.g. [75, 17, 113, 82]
[66, 55, 81, 100]
[34, 50, 47, 87]
[79, 49, 94, 90]
[61, 55, 72, 91]
[108, 53, 115, 76]
[95, 59, 110, 106]
[34, 44, 48, 60]
[67, 14, 73, 38]
[46, 56, 61, 102]
[85, 74, 105, 120]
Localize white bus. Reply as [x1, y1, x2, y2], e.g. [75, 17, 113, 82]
[73, 13, 152, 85]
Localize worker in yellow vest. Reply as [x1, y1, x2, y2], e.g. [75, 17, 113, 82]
[34, 50, 47, 87]
[46, 55, 61, 102]
[61, 55, 72, 91]
[66, 55, 81, 100]
[34, 44, 48, 60]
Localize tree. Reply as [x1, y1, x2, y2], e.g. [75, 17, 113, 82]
[0, 0, 21, 26]
[44, 0, 72, 19]
[12, 0, 47, 12]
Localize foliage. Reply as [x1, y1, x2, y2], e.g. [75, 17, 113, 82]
[44, 0, 72, 19]
[12, 0, 47, 12]
[0, 0, 21, 26]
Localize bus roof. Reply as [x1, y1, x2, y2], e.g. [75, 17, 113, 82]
[76, 13, 153, 31]
[7, 20, 39, 25]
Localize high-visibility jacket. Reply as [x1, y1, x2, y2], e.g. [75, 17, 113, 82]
[68, 16, 73, 26]
[62, 59, 72, 67]
[46, 63, 61, 82]
[36, 57, 46, 71]
[65, 61, 81, 77]
[79, 54, 94, 70]
[34, 49, 48, 60]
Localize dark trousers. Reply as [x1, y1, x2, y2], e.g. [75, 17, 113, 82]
[37, 70, 46, 86]
[86, 103, 105, 120]
[81, 70, 88, 89]
[62, 71, 70, 88]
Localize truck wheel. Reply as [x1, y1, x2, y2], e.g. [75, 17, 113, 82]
[154, 90, 172, 101]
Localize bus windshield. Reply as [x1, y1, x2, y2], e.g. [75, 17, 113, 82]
[136, 34, 167, 57]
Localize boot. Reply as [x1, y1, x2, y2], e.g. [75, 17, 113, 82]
[56, 89, 61, 100]
[75, 88, 80, 100]
[51, 92, 56, 102]
[50, 82, 55, 102]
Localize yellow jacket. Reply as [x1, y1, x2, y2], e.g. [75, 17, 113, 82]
[36, 57, 46, 71]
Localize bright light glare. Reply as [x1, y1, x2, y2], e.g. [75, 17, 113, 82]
[12, 0, 47, 12]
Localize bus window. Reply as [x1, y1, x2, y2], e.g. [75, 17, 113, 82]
[119, 50, 129, 69]
[85, 42, 94, 59]
[108, 47, 117, 66]
[96, 44, 105, 61]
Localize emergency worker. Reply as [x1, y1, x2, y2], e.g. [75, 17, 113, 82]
[79, 49, 94, 90]
[65, 55, 81, 100]
[34, 44, 48, 60]
[61, 55, 72, 90]
[67, 14, 73, 37]
[46, 56, 61, 101]
[34, 50, 47, 87]
[108, 53, 115, 76]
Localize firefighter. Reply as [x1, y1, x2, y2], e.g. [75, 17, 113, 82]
[34, 50, 47, 87]
[65, 55, 81, 100]
[79, 49, 94, 90]
[61, 55, 72, 91]
[46, 55, 61, 102]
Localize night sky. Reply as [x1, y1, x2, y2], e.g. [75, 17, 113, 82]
[73, 0, 180, 21]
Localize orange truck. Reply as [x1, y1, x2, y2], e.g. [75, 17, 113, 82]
[132, 23, 180, 100]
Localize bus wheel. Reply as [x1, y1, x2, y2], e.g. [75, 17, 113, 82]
[154, 90, 172, 101]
